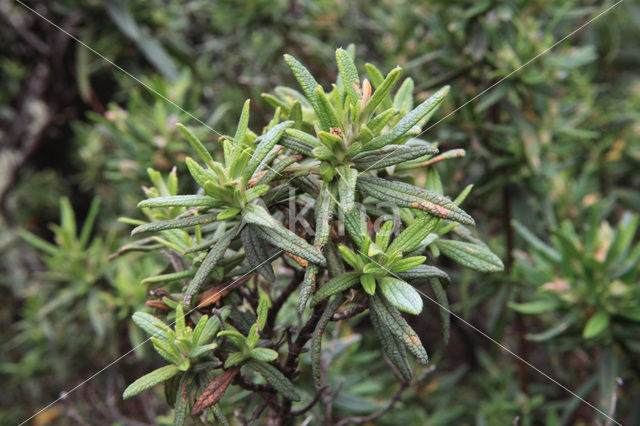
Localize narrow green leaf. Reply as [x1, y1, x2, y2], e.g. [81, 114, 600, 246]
[337, 244, 360, 269]
[526, 311, 578, 342]
[353, 145, 438, 170]
[368, 108, 397, 134]
[284, 54, 320, 106]
[132, 312, 171, 339]
[247, 360, 300, 401]
[311, 272, 361, 305]
[177, 124, 214, 169]
[241, 226, 276, 282]
[377, 277, 423, 315]
[338, 166, 358, 213]
[279, 134, 315, 156]
[244, 121, 294, 182]
[250, 348, 279, 362]
[389, 256, 426, 273]
[436, 239, 504, 272]
[361, 66, 402, 118]
[243, 204, 325, 265]
[375, 221, 394, 251]
[184, 227, 237, 307]
[364, 86, 449, 150]
[357, 177, 474, 226]
[369, 294, 428, 364]
[583, 311, 610, 339]
[361, 274, 376, 295]
[230, 100, 251, 167]
[395, 264, 450, 283]
[311, 295, 344, 390]
[298, 264, 318, 314]
[123, 365, 180, 399]
[142, 269, 196, 285]
[370, 299, 412, 382]
[138, 195, 219, 209]
[508, 299, 560, 315]
[78, 197, 101, 249]
[336, 48, 361, 115]
[224, 352, 248, 368]
[343, 208, 369, 249]
[132, 213, 217, 236]
[315, 85, 342, 130]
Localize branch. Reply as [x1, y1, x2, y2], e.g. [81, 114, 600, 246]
[331, 304, 367, 321]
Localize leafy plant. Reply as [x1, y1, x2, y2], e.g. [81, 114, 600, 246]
[121, 47, 502, 423]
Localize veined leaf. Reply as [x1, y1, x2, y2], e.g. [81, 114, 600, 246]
[256, 156, 301, 187]
[191, 368, 239, 414]
[358, 177, 474, 226]
[375, 221, 394, 251]
[230, 99, 251, 169]
[395, 264, 450, 283]
[315, 85, 342, 130]
[185, 157, 214, 188]
[249, 347, 279, 362]
[343, 208, 369, 250]
[336, 48, 360, 115]
[224, 352, 248, 368]
[247, 360, 300, 401]
[364, 86, 449, 150]
[142, 269, 196, 284]
[353, 145, 438, 170]
[241, 226, 276, 282]
[244, 121, 293, 182]
[312, 272, 361, 305]
[132, 312, 171, 339]
[370, 299, 412, 382]
[377, 277, 423, 315]
[184, 227, 237, 307]
[436, 239, 504, 272]
[177, 123, 214, 169]
[311, 295, 344, 389]
[337, 244, 360, 269]
[338, 166, 358, 213]
[369, 294, 428, 364]
[361, 274, 376, 295]
[297, 265, 318, 314]
[284, 54, 334, 131]
[393, 78, 414, 112]
[368, 108, 397, 134]
[243, 204, 325, 265]
[123, 365, 180, 399]
[138, 195, 219, 209]
[389, 256, 426, 273]
[361, 66, 402, 118]
[279, 134, 315, 156]
[131, 213, 217, 236]
[151, 337, 183, 365]
[173, 374, 193, 426]
[217, 207, 241, 220]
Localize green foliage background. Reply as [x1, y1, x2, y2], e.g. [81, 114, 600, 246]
[1, 0, 639, 424]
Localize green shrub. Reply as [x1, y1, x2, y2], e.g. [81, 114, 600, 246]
[119, 47, 502, 424]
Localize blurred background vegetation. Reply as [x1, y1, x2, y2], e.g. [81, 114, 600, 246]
[1, 0, 639, 424]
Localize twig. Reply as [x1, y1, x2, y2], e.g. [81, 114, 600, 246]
[335, 367, 435, 426]
[290, 386, 327, 416]
[331, 304, 367, 321]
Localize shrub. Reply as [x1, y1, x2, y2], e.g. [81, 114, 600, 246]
[119, 47, 502, 423]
